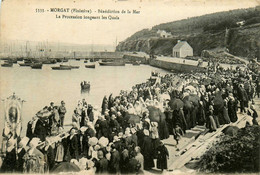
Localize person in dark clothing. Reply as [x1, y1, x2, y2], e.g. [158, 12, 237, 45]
[228, 95, 238, 122]
[16, 137, 30, 173]
[141, 130, 154, 170]
[100, 116, 110, 138]
[1, 139, 17, 173]
[58, 101, 67, 127]
[68, 129, 79, 160]
[87, 105, 94, 122]
[26, 120, 34, 140]
[250, 105, 259, 125]
[109, 144, 120, 174]
[96, 150, 108, 174]
[34, 117, 50, 141]
[156, 141, 169, 171]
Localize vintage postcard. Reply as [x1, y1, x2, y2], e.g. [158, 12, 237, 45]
[0, 0, 259, 174]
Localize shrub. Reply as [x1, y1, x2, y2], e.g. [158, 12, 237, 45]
[198, 125, 260, 173]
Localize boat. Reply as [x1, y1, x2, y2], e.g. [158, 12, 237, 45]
[62, 58, 69, 62]
[51, 66, 71, 70]
[1, 62, 13, 67]
[31, 63, 43, 69]
[19, 63, 31, 66]
[85, 64, 95, 68]
[84, 60, 89, 63]
[81, 81, 90, 90]
[99, 61, 125, 66]
[132, 61, 141, 66]
[56, 58, 62, 62]
[12, 59, 18, 64]
[42, 59, 57, 64]
[17, 57, 24, 61]
[60, 65, 80, 69]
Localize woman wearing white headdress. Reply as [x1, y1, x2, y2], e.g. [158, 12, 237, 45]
[23, 137, 45, 173]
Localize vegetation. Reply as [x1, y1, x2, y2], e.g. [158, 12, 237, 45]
[198, 125, 260, 173]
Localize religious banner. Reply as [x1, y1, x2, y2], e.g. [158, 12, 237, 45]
[3, 93, 24, 139]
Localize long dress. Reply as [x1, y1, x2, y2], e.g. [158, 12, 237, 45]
[156, 145, 169, 170]
[141, 135, 154, 170]
[55, 142, 64, 162]
[68, 135, 79, 160]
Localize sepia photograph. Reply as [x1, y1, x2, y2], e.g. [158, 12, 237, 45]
[0, 0, 260, 174]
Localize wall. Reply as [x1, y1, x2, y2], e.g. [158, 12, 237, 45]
[150, 59, 206, 73]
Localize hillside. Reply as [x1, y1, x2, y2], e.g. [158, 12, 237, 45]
[116, 6, 260, 59]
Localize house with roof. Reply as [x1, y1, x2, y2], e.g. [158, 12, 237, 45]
[172, 40, 193, 58]
[157, 30, 172, 38]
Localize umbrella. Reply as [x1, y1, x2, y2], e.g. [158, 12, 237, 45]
[185, 94, 200, 107]
[168, 99, 184, 110]
[51, 162, 80, 173]
[129, 114, 141, 124]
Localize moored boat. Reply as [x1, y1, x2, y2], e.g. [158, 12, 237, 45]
[85, 64, 95, 68]
[19, 62, 31, 66]
[1, 62, 13, 67]
[99, 61, 125, 66]
[31, 63, 43, 69]
[51, 66, 71, 70]
[60, 65, 80, 69]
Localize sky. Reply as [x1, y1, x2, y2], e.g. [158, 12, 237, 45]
[0, 0, 259, 46]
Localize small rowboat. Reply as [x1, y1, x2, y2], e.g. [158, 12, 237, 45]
[85, 64, 95, 68]
[81, 82, 90, 90]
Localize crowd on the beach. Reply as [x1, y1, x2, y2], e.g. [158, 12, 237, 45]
[0, 63, 259, 174]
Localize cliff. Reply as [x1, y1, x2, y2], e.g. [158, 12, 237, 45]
[116, 6, 260, 59]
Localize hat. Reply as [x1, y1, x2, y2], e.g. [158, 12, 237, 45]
[80, 126, 88, 133]
[118, 132, 123, 138]
[18, 137, 29, 153]
[88, 137, 98, 146]
[113, 136, 120, 142]
[94, 145, 100, 151]
[130, 128, 136, 134]
[144, 129, 149, 136]
[61, 101, 65, 104]
[125, 130, 132, 137]
[98, 137, 109, 147]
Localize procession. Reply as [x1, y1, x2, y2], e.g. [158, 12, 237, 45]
[0, 61, 259, 174]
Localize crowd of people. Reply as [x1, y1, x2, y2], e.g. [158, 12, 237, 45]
[0, 63, 259, 174]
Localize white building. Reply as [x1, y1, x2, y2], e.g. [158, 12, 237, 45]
[157, 30, 172, 38]
[172, 40, 193, 58]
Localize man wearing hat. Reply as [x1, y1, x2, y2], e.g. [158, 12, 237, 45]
[58, 101, 67, 127]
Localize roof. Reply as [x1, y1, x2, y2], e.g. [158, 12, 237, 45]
[173, 41, 191, 50]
